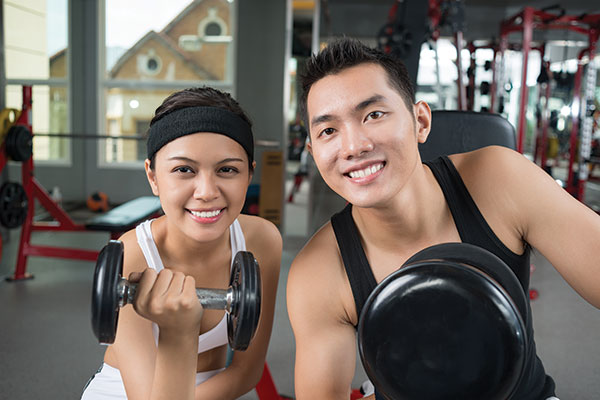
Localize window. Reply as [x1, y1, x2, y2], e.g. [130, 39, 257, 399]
[102, 0, 236, 166]
[3, 0, 70, 163]
[205, 22, 222, 36]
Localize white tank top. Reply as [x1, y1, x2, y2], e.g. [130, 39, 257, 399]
[135, 218, 247, 354]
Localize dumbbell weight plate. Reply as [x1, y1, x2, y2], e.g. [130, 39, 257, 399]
[228, 251, 261, 351]
[91, 240, 123, 344]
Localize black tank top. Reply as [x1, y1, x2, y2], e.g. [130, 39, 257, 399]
[331, 155, 556, 399]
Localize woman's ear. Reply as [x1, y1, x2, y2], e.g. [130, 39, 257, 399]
[144, 159, 159, 196]
[414, 101, 432, 144]
[248, 161, 257, 185]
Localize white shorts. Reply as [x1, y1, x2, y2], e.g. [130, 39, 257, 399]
[81, 363, 225, 399]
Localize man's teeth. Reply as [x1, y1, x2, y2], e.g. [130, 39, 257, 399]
[348, 163, 383, 179]
[191, 209, 222, 218]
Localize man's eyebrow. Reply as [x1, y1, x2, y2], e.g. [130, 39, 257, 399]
[309, 94, 387, 128]
[310, 113, 336, 128]
[354, 94, 386, 112]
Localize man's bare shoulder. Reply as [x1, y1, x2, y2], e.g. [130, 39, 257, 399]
[449, 145, 534, 182]
[448, 145, 533, 199]
[287, 220, 353, 327]
[287, 221, 351, 307]
[291, 221, 343, 278]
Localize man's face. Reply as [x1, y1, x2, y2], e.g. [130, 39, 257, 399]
[306, 63, 430, 208]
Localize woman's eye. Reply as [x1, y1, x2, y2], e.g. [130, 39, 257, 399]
[366, 111, 384, 121]
[219, 166, 239, 174]
[173, 166, 193, 174]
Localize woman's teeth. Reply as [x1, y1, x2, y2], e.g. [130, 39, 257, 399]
[190, 209, 222, 218]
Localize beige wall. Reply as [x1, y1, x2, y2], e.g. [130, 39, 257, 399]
[4, 0, 51, 142]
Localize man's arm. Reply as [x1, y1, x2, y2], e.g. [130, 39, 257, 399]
[513, 151, 600, 307]
[464, 146, 600, 308]
[287, 231, 358, 399]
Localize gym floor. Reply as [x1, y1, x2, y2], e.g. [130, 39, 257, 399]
[0, 167, 599, 399]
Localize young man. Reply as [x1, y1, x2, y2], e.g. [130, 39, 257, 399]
[286, 37, 600, 399]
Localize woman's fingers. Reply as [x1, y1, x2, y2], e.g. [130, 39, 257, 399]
[130, 268, 203, 332]
[127, 271, 143, 283]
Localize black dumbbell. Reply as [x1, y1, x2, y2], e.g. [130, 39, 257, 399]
[358, 242, 528, 400]
[91, 240, 261, 351]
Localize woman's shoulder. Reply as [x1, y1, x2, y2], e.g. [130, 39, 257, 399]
[236, 214, 282, 268]
[237, 214, 282, 246]
[118, 226, 149, 275]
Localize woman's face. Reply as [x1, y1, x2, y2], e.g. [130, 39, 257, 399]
[145, 132, 253, 243]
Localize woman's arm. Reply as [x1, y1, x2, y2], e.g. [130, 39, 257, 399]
[107, 229, 203, 400]
[133, 267, 203, 400]
[193, 216, 283, 399]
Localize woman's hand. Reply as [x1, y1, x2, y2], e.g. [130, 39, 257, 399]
[128, 268, 203, 337]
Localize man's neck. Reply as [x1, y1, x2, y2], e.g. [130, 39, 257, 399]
[350, 163, 451, 255]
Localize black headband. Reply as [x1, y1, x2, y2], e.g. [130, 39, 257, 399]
[147, 106, 254, 162]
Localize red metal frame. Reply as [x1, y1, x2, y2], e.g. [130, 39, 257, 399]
[5, 87, 127, 281]
[499, 8, 600, 156]
[255, 363, 293, 399]
[499, 8, 600, 210]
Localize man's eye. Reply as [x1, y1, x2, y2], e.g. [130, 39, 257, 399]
[319, 127, 335, 137]
[366, 111, 384, 120]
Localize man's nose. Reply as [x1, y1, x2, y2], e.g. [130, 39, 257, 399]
[340, 127, 374, 160]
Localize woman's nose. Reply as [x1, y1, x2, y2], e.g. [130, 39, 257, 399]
[193, 173, 219, 201]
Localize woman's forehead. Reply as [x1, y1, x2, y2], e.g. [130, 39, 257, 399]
[156, 132, 248, 161]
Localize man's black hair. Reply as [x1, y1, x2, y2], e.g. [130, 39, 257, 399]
[299, 37, 415, 132]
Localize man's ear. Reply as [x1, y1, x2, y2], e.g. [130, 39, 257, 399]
[144, 159, 159, 196]
[306, 140, 312, 155]
[414, 101, 432, 144]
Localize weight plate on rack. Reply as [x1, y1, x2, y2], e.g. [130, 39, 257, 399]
[0, 182, 28, 229]
[5, 125, 33, 162]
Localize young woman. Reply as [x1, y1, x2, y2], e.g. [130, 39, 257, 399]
[82, 87, 282, 400]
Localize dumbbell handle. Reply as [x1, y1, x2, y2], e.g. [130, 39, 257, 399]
[117, 278, 234, 313]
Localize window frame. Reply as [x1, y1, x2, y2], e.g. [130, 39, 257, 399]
[97, 0, 238, 169]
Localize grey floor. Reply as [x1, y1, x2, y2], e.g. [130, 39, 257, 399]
[1, 167, 599, 399]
